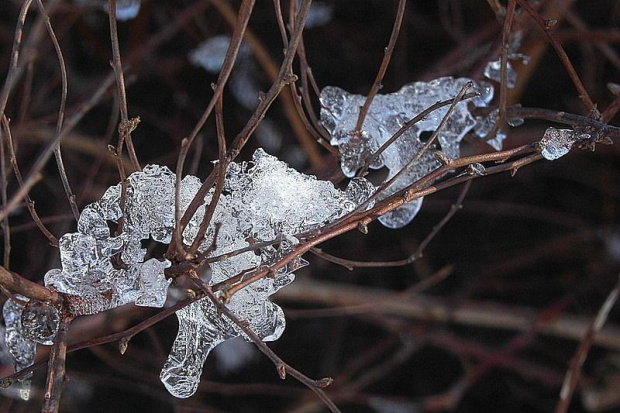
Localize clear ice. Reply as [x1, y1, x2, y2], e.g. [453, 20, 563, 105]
[44, 164, 179, 316]
[539, 127, 582, 160]
[320, 77, 493, 228]
[161, 149, 365, 398]
[6, 148, 372, 399]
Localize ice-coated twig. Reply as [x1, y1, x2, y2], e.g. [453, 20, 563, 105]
[321, 76, 492, 228]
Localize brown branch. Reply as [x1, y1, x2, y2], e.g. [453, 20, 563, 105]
[515, 0, 597, 114]
[35, 0, 80, 221]
[311, 180, 471, 269]
[187, 96, 227, 257]
[354, 0, 407, 133]
[0, 265, 59, 303]
[108, 0, 141, 172]
[187, 271, 341, 413]
[554, 277, 620, 413]
[1, 116, 58, 246]
[42, 312, 72, 413]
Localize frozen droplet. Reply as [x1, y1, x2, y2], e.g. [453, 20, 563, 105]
[20, 301, 59, 345]
[483, 59, 517, 88]
[485, 130, 506, 151]
[539, 127, 580, 160]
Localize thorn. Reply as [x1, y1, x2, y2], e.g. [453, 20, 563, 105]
[277, 364, 287, 379]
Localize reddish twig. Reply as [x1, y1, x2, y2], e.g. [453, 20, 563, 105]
[554, 277, 620, 413]
[42, 312, 73, 413]
[1, 116, 58, 246]
[108, 0, 141, 172]
[515, 0, 597, 114]
[354, 0, 407, 133]
[36, 0, 80, 221]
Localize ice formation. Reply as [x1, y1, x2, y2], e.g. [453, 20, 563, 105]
[320, 77, 493, 228]
[538, 127, 583, 160]
[3, 149, 374, 399]
[161, 149, 372, 398]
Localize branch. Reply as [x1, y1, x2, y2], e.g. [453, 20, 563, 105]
[42, 312, 72, 413]
[0, 266, 59, 304]
[188, 271, 341, 413]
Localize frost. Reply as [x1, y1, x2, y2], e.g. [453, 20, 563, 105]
[320, 77, 493, 228]
[539, 127, 582, 160]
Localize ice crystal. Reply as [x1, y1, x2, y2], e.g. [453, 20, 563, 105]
[539, 127, 582, 160]
[320, 77, 493, 228]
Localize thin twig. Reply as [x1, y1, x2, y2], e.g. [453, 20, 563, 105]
[208, 0, 322, 165]
[42, 312, 72, 413]
[486, 0, 516, 141]
[187, 96, 227, 256]
[359, 92, 480, 176]
[1, 116, 58, 246]
[515, 0, 597, 114]
[108, 0, 141, 172]
[354, 0, 407, 133]
[554, 277, 620, 413]
[36, 0, 80, 220]
[0, 0, 34, 120]
[311, 180, 471, 269]
[0, 116, 10, 267]
[188, 271, 341, 413]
